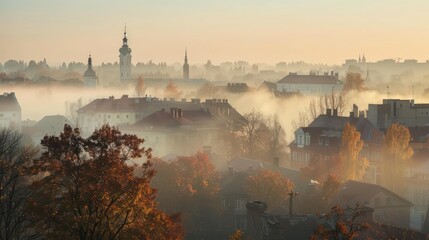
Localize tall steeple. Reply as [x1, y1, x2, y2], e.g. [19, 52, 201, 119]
[119, 25, 132, 82]
[183, 48, 190, 80]
[84, 54, 97, 88]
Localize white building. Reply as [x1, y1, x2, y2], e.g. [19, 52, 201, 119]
[0, 92, 21, 131]
[83, 55, 97, 88]
[119, 27, 132, 82]
[276, 72, 344, 95]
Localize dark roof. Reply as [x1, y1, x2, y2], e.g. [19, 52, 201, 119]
[220, 172, 248, 195]
[278, 74, 343, 85]
[0, 92, 21, 112]
[309, 115, 377, 141]
[31, 115, 74, 136]
[128, 109, 221, 130]
[331, 180, 413, 208]
[84, 67, 96, 77]
[408, 126, 429, 143]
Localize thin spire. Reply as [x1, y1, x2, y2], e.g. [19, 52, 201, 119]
[184, 48, 188, 63]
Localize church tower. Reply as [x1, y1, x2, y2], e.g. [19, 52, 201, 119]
[119, 26, 132, 82]
[183, 49, 189, 80]
[83, 54, 97, 88]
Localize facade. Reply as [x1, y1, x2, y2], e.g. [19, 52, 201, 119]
[83, 55, 97, 88]
[368, 99, 429, 129]
[122, 108, 225, 157]
[119, 28, 132, 82]
[0, 92, 21, 131]
[276, 72, 344, 96]
[183, 49, 189, 80]
[24, 115, 74, 145]
[289, 109, 383, 183]
[77, 95, 243, 135]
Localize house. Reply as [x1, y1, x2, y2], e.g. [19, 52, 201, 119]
[368, 99, 429, 130]
[77, 95, 243, 135]
[121, 108, 227, 157]
[0, 92, 21, 131]
[406, 160, 429, 230]
[289, 108, 383, 184]
[23, 115, 74, 145]
[331, 180, 413, 229]
[276, 71, 344, 96]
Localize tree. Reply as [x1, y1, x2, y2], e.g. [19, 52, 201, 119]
[135, 76, 147, 97]
[338, 123, 368, 181]
[266, 115, 288, 159]
[236, 111, 269, 157]
[246, 169, 294, 212]
[64, 97, 83, 126]
[151, 153, 220, 238]
[196, 82, 219, 98]
[164, 81, 182, 99]
[343, 73, 366, 92]
[0, 129, 38, 240]
[311, 204, 371, 240]
[384, 123, 413, 194]
[26, 124, 183, 239]
[228, 229, 243, 240]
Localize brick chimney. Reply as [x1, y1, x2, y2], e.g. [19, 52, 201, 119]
[333, 109, 338, 117]
[326, 109, 332, 116]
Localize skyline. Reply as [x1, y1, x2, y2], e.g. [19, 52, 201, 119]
[2, 0, 429, 65]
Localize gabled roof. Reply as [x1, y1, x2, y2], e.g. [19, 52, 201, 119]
[278, 74, 343, 85]
[31, 115, 74, 136]
[309, 115, 377, 141]
[331, 180, 413, 208]
[0, 92, 20, 112]
[220, 172, 248, 195]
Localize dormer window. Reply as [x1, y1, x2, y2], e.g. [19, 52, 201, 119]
[305, 133, 310, 145]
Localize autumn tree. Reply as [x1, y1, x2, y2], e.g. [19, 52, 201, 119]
[343, 72, 366, 92]
[383, 123, 414, 194]
[338, 123, 368, 181]
[0, 129, 38, 240]
[236, 111, 269, 157]
[164, 81, 182, 99]
[228, 229, 243, 240]
[246, 169, 294, 212]
[312, 204, 371, 240]
[26, 125, 183, 240]
[151, 153, 220, 238]
[135, 76, 146, 97]
[196, 82, 219, 98]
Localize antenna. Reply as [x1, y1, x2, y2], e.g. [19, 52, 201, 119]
[387, 85, 391, 100]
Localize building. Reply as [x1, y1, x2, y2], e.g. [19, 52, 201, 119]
[289, 108, 383, 183]
[121, 108, 226, 157]
[276, 71, 344, 96]
[368, 99, 429, 130]
[23, 115, 74, 145]
[119, 27, 132, 82]
[332, 180, 413, 229]
[0, 92, 21, 131]
[83, 55, 97, 88]
[183, 49, 189, 80]
[77, 96, 244, 135]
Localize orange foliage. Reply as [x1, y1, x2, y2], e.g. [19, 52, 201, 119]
[164, 81, 182, 99]
[339, 123, 368, 181]
[246, 169, 294, 211]
[26, 125, 183, 239]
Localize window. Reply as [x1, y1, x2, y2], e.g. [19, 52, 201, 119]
[325, 139, 330, 146]
[235, 199, 246, 210]
[292, 152, 298, 161]
[304, 153, 310, 163]
[305, 134, 310, 145]
[318, 138, 323, 145]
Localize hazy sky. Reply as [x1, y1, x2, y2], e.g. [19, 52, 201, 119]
[1, 0, 429, 66]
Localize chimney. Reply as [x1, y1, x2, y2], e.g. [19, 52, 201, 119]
[122, 94, 128, 99]
[109, 96, 114, 100]
[349, 112, 354, 118]
[359, 111, 365, 118]
[353, 104, 358, 118]
[326, 109, 332, 116]
[333, 109, 338, 117]
[177, 108, 183, 118]
[335, 73, 339, 79]
[273, 157, 280, 167]
[331, 71, 334, 76]
[182, 98, 186, 102]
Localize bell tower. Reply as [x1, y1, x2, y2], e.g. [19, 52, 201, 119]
[119, 26, 132, 82]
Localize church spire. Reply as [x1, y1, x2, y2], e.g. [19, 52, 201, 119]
[184, 48, 188, 63]
[183, 48, 190, 80]
[122, 24, 128, 45]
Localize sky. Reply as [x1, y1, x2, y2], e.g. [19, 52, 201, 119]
[1, 0, 429, 66]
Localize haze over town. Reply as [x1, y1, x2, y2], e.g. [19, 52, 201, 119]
[1, 1, 429, 239]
